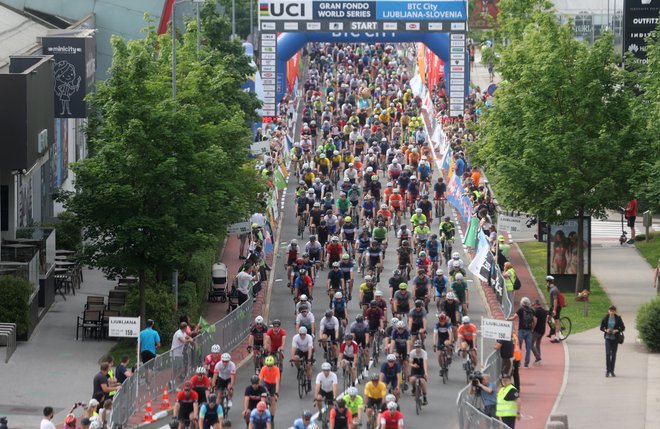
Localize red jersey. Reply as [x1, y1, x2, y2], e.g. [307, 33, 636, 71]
[176, 390, 199, 403]
[190, 374, 211, 389]
[204, 353, 222, 372]
[327, 243, 343, 257]
[380, 410, 404, 429]
[266, 327, 287, 352]
[339, 341, 358, 357]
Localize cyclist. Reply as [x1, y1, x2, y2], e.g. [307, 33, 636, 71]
[452, 273, 469, 316]
[248, 401, 271, 429]
[350, 315, 370, 370]
[417, 193, 433, 224]
[432, 269, 448, 312]
[329, 398, 353, 429]
[408, 340, 429, 405]
[211, 353, 236, 409]
[396, 240, 413, 278]
[413, 220, 430, 255]
[174, 381, 199, 429]
[364, 300, 385, 354]
[379, 402, 404, 429]
[365, 240, 384, 282]
[389, 320, 411, 380]
[315, 362, 338, 413]
[388, 270, 403, 302]
[441, 292, 461, 341]
[326, 236, 344, 268]
[392, 284, 412, 320]
[295, 294, 313, 314]
[379, 394, 399, 413]
[372, 221, 389, 252]
[338, 254, 355, 301]
[337, 193, 351, 220]
[426, 234, 441, 271]
[356, 229, 371, 272]
[295, 305, 316, 337]
[332, 291, 349, 328]
[374, 290, 388, 315]
[265, 319, 286, 365]
[415, 251, 431, 278]
[388, 188, 404, 227]
[433, 178, 446, 214]
[306, 235, 324, 270]
[379, 354, 402, 400]
[242, 375, 268, 427]
[457, 316, 478, 367]
[327, 262, 346, 300]
[204, 344, 223, 378]
[408, 300, 428, 345]
[292, 410, 314, 429]
[342, 387, 363, 429]
[295, 269, 314, 302]
[320, 310, 341, 364]
[248, 316, 268, 368]
[190, 367, 211, 404]
[198, 393, 223, 429]
[412, 269, 431, 309]
[439, 216, 455, 260]
[338, 333, 359, 383]
[433, 312, 454, 376]
[286, 240, 300, 289]
[448, 253, 466, 278]
[376, 205, 392, 230]
[361, 195, 376, 227]
[258, 356, 280, 418]
[359, 275, 377, 310]
[407, 176, 420, 210]
[291, 327, 314, 391]
[364, 373, 387, 422]
[341, 217, 357, 258]
[325, 210, 339, 235]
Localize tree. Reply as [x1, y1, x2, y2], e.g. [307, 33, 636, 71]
[60, 24, 263, 323]
[495, 0, 555, 43]
[475, 15, 642, 298]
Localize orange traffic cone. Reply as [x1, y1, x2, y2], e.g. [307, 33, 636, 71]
[160, 387, 171, 410]
[144, 399, 153, 422]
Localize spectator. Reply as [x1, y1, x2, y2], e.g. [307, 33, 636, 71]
[600, 305, 625, 377]
[41, 407, 56, 429]
[139, 319, 161, 364]
[508, 297, 534, 368]
[495, 374, 520, 428]
[494, 337, 513, 376]
[172, 322, 194, 382]
[180, 314, 200, 338]
[80, 418, 91, 429]
[502, 262, 516, 306]
[624, 197, 637, 244]
[235, 266, 259, 305]
[498, 235, 511, 259]
[531, 299, 548, 365]
[83, 399, 99, 419]
[93, 364, 118, 403]
[115, 355, 133, 384]
[511, 331, 521, 392]
[469, 373, 496, 417]
[100, 400, 113, 428]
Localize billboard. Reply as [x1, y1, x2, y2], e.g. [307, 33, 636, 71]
[623, 0, 660, 64]
[42, 33, 96, 118]
[547, 217, 591, 276]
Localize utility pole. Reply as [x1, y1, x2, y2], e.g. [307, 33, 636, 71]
[232, 0, 236, 39]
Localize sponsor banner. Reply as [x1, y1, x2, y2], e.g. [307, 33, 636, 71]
[445, 172, 473, 224]
[313, 1, 377, 20]
[623, 0, 660, 64]
[259, 0, 313, 20]
[376, 1, 467, 21]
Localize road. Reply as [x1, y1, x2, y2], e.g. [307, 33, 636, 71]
[224, 166, 492, 428]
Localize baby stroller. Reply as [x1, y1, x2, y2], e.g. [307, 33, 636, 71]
[208, 262, 228, 302]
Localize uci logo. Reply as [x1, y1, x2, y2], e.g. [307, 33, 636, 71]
[260, 1, 311, 20]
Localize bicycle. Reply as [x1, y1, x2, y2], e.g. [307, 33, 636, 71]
[548, 315, 572, 341]
[371, 329, 382, 365]
[436, 345, 450, 384]
[366, 401, 380, 429]
[413, 377, 422, 415]
[319, 397, 334, 429]
[342, 360, 355, 391]
[298, 212, 308, 238]
[461, 350, 475, 384]
[217, 386, 231, 419]
[356, 345, 366, 383]
[251, 345, 265, 374]
[294, 357, 311, 398]
[434, 198, 446, 219]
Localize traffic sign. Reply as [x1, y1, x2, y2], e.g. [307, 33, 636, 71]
[109, 317, 140, 338]
[481, 318, 513, 341]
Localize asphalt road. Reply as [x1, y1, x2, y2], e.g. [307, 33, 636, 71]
[224, 165, 491, 429]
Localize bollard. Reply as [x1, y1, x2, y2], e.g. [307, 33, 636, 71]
[546, 422, 565, 429]
[549, 412, 569, 428]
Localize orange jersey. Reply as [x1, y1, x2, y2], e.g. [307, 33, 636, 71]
[458, 324, 477, 341]
[389, 194, 403, 208]
[377, 209, 392, 221]
[383, 188, 393, 204]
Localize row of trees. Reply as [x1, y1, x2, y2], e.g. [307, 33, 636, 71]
[470, 0, 660, 294]
[58, 1, 264, 325]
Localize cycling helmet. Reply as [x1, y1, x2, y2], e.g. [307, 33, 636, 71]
[462, 316, 470, 324]
[366, 167, 374, 173]
[325, 310, 334, 318]
[387, 402, 398, 411]
[299, 327, 308, 334]
[370, 300, 378, 307]
[300, 294, 308, 301]
[303, 410, 313, 420]
[399, 283, 408, 289]
[211, 344, 221, 353]
[300, 268, 307, 274]
[386, 182, 393, 187]
[344, 333, 353, 341]
[381, 203, 388, 209]
[342, 253, 350, 260]
[455, 273, 464, 280]
[344, 216, 352, 223]
[272, 319, 281, 326]
[221, 353, 231, 362]
[265, 356, 275, 366]
[208, 393, 217, 403]
[335, 291, 343, 299]
[452, 252, 460, 260]
[372, 175, 378, 181]
[336, 398, 346, 407]
[255, 316, 264, 324]
[251, 375, 260, 384]
[356, 315, 364, 323]
[393, 188, 400, 193]
[371, 372, 380, 381]
[436, 269, 444, 275]
[396, 321, 406, 329]
[291, 239, 298, 245]
[65, 415, 76, 426]
[391, 317, 399, 325]
[196, 366, 205, 374]
[347, 386, 358, 396]
[419, 251, 426, 257]
[414, 340, 423, 347]
[387, 354, 397, 362]
[447, 292, 456, 300]
[332, 262, 340, 267]
[415, 208, 422, 213]
[375, 290, 384, 297]
[321, 362, 332, 371]
[393, 269, 401, 276]
[414, 299, 424, 307]
[364, 275, 373, 281]
[546, 275, 555, 281]
[385, 394, 396, 403]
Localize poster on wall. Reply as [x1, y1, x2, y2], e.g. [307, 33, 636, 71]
[50, 118, 69, 188]
[547, 217, 591, 275]
[17, 173, 33, 228]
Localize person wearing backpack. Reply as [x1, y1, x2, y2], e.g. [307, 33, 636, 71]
[546, 276, 562, 343]
[508, 297, 535, 368]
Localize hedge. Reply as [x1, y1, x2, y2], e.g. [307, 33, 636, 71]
[0, 275, 34, 336]
[636, 296, 660, 353]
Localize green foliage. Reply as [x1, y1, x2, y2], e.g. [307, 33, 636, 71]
[125, 285, 177, 345]
[52, 211, 82, 251]
[184, 244, 219, 299]
[636, 297, 660, 353]
[495, 0, 556, 43]
[480, 46, 499, 66]
[635, 232, 660, 267]
[0, 276, 34, 336]
[214, 0, 254, 41]
[517, 242, 611, 333]
[178, 281, 201, 322]
[58, 20, 264, 321]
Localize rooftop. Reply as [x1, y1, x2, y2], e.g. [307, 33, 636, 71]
[0, 4, 51, 72]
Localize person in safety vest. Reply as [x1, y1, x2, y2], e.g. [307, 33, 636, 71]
[496, 373, 520, 429]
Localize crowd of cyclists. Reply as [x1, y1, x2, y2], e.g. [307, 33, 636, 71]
[171, 41, 485, 429]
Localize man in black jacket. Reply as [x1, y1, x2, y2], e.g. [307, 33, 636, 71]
[600, 305, 625, 377]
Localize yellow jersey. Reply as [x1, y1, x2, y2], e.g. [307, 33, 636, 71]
[364, 381, 387, 399]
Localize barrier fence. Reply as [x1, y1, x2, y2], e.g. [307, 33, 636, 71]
[110, 294, 254, 429]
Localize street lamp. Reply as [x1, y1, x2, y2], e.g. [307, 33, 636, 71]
[172, 0, 206, 102]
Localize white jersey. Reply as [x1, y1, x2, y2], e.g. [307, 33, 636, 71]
[292, 334, 314, 352]
[320, 316, 340, 332]
[315, 371, 338, 392]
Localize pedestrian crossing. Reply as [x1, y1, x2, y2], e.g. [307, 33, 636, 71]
[591, 219, 660, 240]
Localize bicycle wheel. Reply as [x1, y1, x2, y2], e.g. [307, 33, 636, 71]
[465, 359, 473, 384]
[298, 369, 305, 399]
[415, 380, 422, 415]
[559, 317, 572, 341]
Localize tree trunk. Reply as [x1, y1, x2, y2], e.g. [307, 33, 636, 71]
[139, 268, 146, 329]
[576, 208, 588, 316]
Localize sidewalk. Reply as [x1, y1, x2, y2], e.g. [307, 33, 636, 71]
[0, 268, 117, 429]
[556, 245, 660, 429]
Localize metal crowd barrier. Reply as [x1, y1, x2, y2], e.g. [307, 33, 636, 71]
[110, 294, 254, 429]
